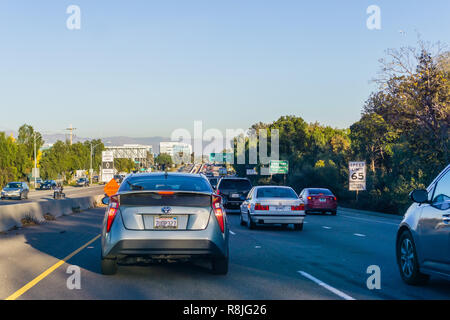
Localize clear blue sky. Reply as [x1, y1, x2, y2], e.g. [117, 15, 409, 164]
[0, 1, 448, 138]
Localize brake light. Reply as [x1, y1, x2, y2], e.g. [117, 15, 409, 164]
[216, 189, 220, 195]
[106, 195, 119, 233]
[333, 197, 337, 201]
[307, 196, 312, 200]
[291, 204, 305, 211]
[254, 203, 269, 210]
[157, 191, 174, 195]
[212, 195, 225, 233]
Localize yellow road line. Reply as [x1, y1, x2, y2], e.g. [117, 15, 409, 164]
[5, 234, 101, 300]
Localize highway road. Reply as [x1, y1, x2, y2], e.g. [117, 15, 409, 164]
[0, 185, 105, 206]
[1, 206, 449, 300]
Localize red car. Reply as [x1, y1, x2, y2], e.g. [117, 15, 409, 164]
[299, 188, 337, 215]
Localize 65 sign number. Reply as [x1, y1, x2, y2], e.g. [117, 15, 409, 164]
[349, 161, 366, 191]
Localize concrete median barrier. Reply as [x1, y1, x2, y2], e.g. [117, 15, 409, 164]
[0, 195, 104, 232]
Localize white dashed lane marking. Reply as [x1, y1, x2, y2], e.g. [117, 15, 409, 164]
[353, 233, 366, 237]
[298, 271, 356, 300]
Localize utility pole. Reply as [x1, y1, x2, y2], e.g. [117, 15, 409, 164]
[66, 124, 77, 145]
[34, 132, 37, 188]
[89, 140, 102, 185]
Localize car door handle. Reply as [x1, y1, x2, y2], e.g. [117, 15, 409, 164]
[443, 214, 450, 223]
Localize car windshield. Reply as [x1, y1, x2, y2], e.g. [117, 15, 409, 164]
[6, 183, 21, 188]
[256, 187, 298, 199]
[119, 175, 212, 192]
[218, 179, 252, 191]
[309, 189, 333, 195]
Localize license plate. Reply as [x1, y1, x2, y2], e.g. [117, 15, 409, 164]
[319, 198, 326, 202]
[154, 216, 178, 229]
[231, 193, 240, 198]
[274, 206, 284, 211]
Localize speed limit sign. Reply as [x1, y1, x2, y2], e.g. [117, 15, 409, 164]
[349, 161, 366, 191]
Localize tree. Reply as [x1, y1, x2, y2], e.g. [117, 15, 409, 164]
[155, 153, 173, 170]
[350, 113, 397, 172]
[17, 124, 44, 162]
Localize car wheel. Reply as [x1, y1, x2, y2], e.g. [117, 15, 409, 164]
[239, 212, 246, 226]
[247, 212, 255, 229]
[211, 254, 229, 275]
[396, 230, 429, 285]
[331, 210, 337, 216]
[101, 258, 118, 275]
[294, 223, 303, 231]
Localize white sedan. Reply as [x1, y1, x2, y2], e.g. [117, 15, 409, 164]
[240, 186, 305, 230]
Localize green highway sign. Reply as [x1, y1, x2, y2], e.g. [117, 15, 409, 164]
[209, 153, 233, 163]
[269, 160, 288, 174]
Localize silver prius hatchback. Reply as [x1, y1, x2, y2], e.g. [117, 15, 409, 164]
[396, 164, 450, 285]
[240, 186, 306, 230]
[101, 173, 229, 275]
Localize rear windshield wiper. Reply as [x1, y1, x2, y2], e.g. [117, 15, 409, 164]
[126, 181, 144, 190]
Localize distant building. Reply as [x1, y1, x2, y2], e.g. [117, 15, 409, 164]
[159, 142, 192, 163]
[105, 144, 153, 167]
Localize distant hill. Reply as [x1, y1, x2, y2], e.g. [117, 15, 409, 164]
[2, 130, 233, 155]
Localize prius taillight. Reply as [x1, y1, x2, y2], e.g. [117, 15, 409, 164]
[106, 195, 119, 233]
[212, 195, 225, 233]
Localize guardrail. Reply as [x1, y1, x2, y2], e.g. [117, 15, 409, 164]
[0, 194, 104, 232]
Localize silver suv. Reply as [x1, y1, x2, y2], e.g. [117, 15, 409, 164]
[101, 173, 229, 275]
[396, 164, 450, 285]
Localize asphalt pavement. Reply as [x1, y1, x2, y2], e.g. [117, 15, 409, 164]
[1, 206, 449, 300]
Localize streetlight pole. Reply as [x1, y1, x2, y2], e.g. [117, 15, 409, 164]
[34, 132, 37, 188]
[89, 141, 102, 185]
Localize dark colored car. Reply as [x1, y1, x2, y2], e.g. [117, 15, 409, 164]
[299, 188, 337, 215]
[208, 177, 219, 189]
[216, 177, 252, 213]
[39, 180, 57, 190]
[396, 164, 450, 285]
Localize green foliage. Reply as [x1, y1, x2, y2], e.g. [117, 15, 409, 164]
[233, 44, 449, 214]
[114, 158, 136, 173]
[39, 140, 105, 181]
[155, 153, 173, 168]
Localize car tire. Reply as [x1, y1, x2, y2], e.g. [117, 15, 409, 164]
[247, 212, 255, 229]
[101, 258, 118, 275]
[294, 223, 303, 231]
[239, 213, 246, 226]
[211, 254, 229, 275]
[396, 230, 429, 285]
[331, 210, 337, 216]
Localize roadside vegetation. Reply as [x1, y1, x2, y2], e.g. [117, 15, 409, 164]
[233, 41, 449, 214]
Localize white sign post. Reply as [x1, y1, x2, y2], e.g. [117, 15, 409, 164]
[349, 161, 366, 200]
[101, 151, 114, 183]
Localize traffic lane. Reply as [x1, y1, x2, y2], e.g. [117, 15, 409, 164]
[0, 185, 104, 206]
[236, 209, 450, 300]
[4, 206, 449, 300]
[5, 208, 338, 300]
[0, 207, 102, 299]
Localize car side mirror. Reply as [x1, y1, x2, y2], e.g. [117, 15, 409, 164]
[102, 196, 110, 205]
[410, 189, 428, 204]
